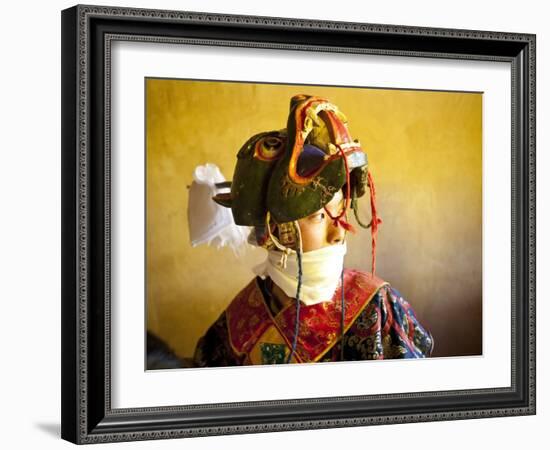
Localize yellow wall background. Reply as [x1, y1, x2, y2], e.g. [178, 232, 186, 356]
[146, 79, 482, 359]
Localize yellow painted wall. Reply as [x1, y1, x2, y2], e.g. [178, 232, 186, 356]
[146, 79, 482, 359]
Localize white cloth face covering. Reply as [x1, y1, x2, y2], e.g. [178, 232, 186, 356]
[253, 242, 347, 306]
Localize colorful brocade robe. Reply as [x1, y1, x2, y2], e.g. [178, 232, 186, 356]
[193, 269, 434, 366]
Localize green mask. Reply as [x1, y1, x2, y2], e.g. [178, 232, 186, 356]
[214, 95, 369, 227]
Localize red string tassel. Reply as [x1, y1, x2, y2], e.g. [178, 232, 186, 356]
[367, 170, 382, 275]
[323, 145, 381, 275]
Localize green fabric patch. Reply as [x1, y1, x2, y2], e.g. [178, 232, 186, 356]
[260, 342, 287, 364]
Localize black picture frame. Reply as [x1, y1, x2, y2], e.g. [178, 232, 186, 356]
[61, 4, 536, 444]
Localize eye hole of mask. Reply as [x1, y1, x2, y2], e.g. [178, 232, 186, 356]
[254, 135, 285, 161]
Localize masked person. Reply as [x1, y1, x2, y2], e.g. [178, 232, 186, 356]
[191, 95, 433, 366]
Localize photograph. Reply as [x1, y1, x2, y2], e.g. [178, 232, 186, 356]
[145, 79, 482, 369]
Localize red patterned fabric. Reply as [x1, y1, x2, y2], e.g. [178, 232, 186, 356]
[226, 269, 385, 362]
[193, 269, 434, 367]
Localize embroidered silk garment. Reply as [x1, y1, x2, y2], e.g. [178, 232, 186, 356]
[193, 269, 433, 366]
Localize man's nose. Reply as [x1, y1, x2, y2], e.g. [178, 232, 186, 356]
[327, 219, 346, 244]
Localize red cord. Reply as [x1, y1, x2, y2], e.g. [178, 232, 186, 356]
[324, 145, 356, 234]
[323, 146, 382, 275]
[367, 170, 382, 275]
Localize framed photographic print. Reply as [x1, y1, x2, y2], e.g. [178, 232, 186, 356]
[61, 4, 536, 444]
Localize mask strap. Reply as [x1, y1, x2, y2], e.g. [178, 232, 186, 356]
[351, 188, 371, 229]
[265, 212, 303, 364]
[286, 221, 303, 364]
